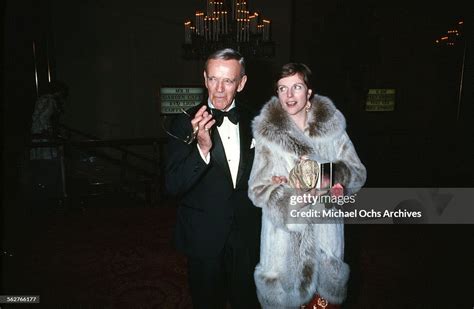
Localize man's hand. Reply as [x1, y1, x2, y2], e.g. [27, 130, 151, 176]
[191, 105, 216, 156]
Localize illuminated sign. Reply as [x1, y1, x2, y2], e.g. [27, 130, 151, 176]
[365, 89, 396, 112]
[160, 86, 205, 114]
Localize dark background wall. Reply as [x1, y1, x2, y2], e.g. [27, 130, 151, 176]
[2, 1, 474, 306]
[48, 0, 291, 139]
[290, 1, 473, 187]
[3, 1, 473, 196]
[2, 0, 290, 215]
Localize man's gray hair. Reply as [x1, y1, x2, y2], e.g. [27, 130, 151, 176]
[205, 48, 246, 77]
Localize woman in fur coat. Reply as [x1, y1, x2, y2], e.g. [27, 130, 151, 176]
[248, 63, 366, 308]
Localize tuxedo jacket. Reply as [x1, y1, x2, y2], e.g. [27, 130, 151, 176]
[165, 102, 261, 259]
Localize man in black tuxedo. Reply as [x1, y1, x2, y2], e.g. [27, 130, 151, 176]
[165, 48, 261, 309]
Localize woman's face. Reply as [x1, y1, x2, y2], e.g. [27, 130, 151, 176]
[277, 73, 312, 118]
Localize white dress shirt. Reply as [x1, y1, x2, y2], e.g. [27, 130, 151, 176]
[197, 100, 240, 188]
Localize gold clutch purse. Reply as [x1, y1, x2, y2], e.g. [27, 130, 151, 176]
[288, 159, 320, 190]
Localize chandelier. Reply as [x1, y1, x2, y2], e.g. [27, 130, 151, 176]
[183, 0, 275, 59]
[434, 20, 464, 47]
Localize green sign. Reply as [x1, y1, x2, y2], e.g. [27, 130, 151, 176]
[366, 89, 396, 112]
[160, 86, 205, 114]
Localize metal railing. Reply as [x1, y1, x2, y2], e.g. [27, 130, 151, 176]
[28, 125, 168, 206]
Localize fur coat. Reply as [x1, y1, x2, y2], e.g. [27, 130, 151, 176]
[248, 95, 366, 308]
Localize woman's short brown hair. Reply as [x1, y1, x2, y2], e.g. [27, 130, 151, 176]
[275, 62, 313, 90]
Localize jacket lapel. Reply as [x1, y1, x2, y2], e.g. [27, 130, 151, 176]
[235, 107, 252, 189]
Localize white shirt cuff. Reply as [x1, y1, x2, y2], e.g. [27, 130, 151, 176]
[197, 143, 210, 164]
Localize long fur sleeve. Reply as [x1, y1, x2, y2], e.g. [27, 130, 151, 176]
[332, 132, 367, 194]
[248, 144, 309, 232]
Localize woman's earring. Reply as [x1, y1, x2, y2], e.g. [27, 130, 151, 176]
[305, 103, 311, 112]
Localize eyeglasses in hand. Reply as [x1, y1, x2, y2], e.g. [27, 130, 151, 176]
[162, 108, 199, 145]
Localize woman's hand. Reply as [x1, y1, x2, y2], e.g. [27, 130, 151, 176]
[309, 183, 344, 198]
[308, 187, 329, 197]
[271, 176, 288, 185]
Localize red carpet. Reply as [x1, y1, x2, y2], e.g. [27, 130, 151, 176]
[15, 206, 192, 308]
[3, 204, 473, 308]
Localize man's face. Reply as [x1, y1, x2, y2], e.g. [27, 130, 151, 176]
[204, 59, 247, 111]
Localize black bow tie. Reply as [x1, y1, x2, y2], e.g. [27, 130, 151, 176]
[211, 107, 240, 126]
